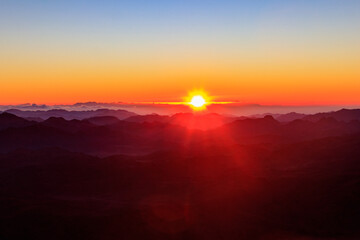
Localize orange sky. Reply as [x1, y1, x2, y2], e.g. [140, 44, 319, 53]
[1, 51, 359, 105]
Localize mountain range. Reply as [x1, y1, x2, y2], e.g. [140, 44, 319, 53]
[1, 108, 360, 239]
[1, 109, 360, 156]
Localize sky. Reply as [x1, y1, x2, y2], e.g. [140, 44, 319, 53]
[0, 0, 359, 105]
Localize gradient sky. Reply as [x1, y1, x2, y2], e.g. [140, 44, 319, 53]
[1, 0, 359, 105]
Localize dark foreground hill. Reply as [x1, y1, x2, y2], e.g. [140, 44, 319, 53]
[1, 135, 360, 239]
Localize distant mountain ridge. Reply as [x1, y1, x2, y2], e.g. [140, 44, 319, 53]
[1, 111, 360, 156]
[303, 108, 360, 122]
[5, 108, 137, 120]
[255, 108, 360, 123]
[2, 102, 358, 116]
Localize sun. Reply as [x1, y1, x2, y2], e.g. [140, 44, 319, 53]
[190, 95, 206, 108]
[184, 90, 211, 111]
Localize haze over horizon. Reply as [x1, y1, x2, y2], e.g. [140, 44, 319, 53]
[1, 101, 360, 116]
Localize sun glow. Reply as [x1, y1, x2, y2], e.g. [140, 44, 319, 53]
[184, 90, 212, 111]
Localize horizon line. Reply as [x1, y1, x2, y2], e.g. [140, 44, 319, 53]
[1, 101, 360, 108]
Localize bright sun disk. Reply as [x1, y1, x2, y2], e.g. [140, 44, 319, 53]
[190, 95, 206, 108]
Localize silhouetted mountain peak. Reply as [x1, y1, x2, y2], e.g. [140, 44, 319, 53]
[44, 116, 67, 123]
[275, 112, 307, 122]
[220, 116, 281, 136]
[3, 108, 137, 121]
[0, 112, 34, 130]
[338, 108, 354, 113]
[264, 115, 275, 120]
[304, 108, 360, 122]
[0, 112, 23, 120]
[241, 115, 279, 124]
